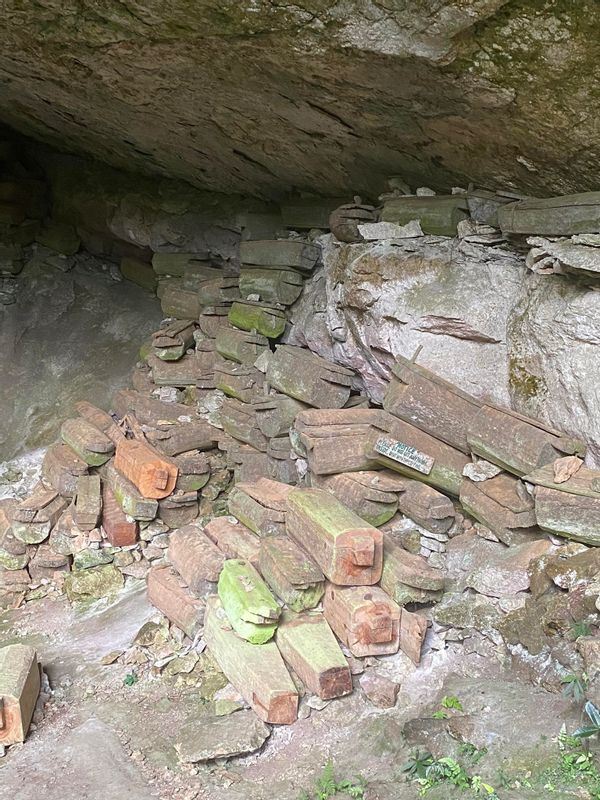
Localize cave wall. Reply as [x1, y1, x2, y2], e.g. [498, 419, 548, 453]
[1, 1, 600, 200]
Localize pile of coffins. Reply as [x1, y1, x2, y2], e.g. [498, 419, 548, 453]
[7, 184, 600, 733]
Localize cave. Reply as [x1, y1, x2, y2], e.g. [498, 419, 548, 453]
[2, 4, 600, 799]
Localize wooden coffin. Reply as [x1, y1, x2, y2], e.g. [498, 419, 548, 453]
[459, 473, 537, 544]
[204, 595, 298, 724]
[286, 488, 383, 585]
[397, 480, 455, 534]
[311, 471, 399, 527]
[215, 325, 270, 366]
[101, 484, 138, 546]
[267, 345, 354, 409]
[173, 450, 211, 492]
[220, 398, 269, 451]
[74, 474, 102, 532]
[383, 356, 481, 453]
[226, 442, 271, 484]
[228, 478, 293, 537]
[467, 405, 585, 477]
[535, 486, 600, 546]
[100, 462, 158, 521]
[323, 584, 401, 657]
[255, 394, 309, 438]
[498, 192, 600, 236]
[239, 267, 304, 306]
[228, 300, 287, 339]
[217, 559, 280, 643]
[275, 610, 352, 699]
[204, 516, 261, 568]
[61, 418, 115, 467]
[160, 285, 201, 319]
[147, 421, 217, 457]
[152, 252, 210, 277]
[381, 195, 469, 235]
[380, 537, 445, 606]
[147, 353, 198, 387]
[41, 443, 88, 498]
[214, 358, 264, 403]
[0, 645, 40, 746]
[152, 320, 196, 361]
[259, 536, 325, 612]
[111, 389, 193, 427]
[147, 566, 204, 638]
[240, 239, 320, 272]
[157, 491, 199, 529]
[114, 438, 178, 499]
[168, 523, 225, 590]
[368, 415, 469, 496]
[293, 408, 386, 474]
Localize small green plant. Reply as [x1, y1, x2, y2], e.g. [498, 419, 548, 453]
[570, 621, 593, 640]
[431, 695, 464, 719]
[561, 672, 589, 704]
[574, 701, 600, 740]
[123, 672, 138, 687]
[403, 752, 496, 797]
[441, 695, 464, 711]
[400, 750, 434, 779]
[299, 759, 366, 800]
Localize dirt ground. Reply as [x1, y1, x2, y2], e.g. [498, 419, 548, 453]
[0, 581, 585, 800]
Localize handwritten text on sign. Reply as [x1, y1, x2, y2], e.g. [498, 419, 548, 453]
[374, 437, 434, 475]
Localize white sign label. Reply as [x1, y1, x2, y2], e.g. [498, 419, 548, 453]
[374, 437, 434, 475]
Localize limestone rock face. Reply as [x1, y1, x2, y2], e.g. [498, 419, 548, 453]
[1, 2, 600, 198]
[288, 235, 600, 465]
